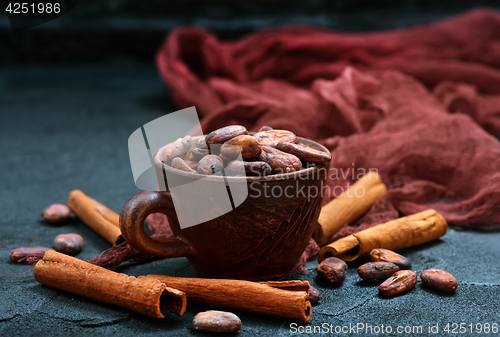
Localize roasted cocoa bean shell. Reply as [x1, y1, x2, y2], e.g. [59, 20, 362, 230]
[421, 268, 458, 292]
[205, 125, 248, 146]
[369, 248, 411, 270]
[276, 142, 331, 165]
[259, 146, 302, 174]
[191, 147, 210, 161]
[158, 135, 192, 165]
[379, 270, 417, 296]
[193, 310, 241, 333]
[254, 129, 297, 147]
[41, 204, 71, 223]
[53, 233, 84, 256]
[10, 247, 54, 262]
[317, 257, 348, 283]
[171, 157, 197, 173]
[358, 262, 400, 282]
[197, 155, 224, 175]
[226, 160, 272, 176]
[220, 135, 262, 161]
[307, 286, 321, 305]
[258, 125, 273, 132]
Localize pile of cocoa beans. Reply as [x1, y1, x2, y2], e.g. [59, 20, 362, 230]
[159, 125, 331, 176]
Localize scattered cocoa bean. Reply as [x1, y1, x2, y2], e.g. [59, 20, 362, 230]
[205, 125, 248, 146]
[258, 126, 273, 132]
[220, 135, 262, 161]
[254, 129, 297, 147]
[276, 142, 331, 165]
[358, 262, 400, 282]
[307, 286, 321, 305]
[379, 270, 417, 296]
[259, 146, 302, 174]
[158, 135, 192, 165]
[369, 248, 411, 270]
[53, 233, 84, 256]
[10, 247, 54, 262]
[197, 155, 224, 175]
[191, 147, 210, 161]
[41, 204, 72, 223]
[192, 310, 241, 333]
[317, 257, 348, 283]
[171, 157, 197, 173]
[421, 268, 458, 292]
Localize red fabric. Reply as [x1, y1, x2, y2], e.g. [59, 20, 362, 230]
[155, 8, 500, 244]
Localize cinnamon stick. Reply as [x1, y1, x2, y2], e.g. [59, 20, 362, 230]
[313, 171, 387, 246]
[144, 275, 312, 322]
[258, 280, 311, 292]
[34, 251, 186, 318]
[67, 190, 123, 245]
[318, 209, 448, 262]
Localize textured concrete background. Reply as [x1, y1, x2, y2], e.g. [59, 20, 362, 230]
[1, 64, 499, 337]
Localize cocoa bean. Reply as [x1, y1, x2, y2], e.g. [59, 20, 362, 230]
[184, 160, 199, 170]
[276, 142, 331, 165]
[197, 155, 224, 175]
[379, 270, 417, 296]
[53, 233, 84, 256]
[225, 160, 272, 176]
[191, 147, 210, 161]
[171, 157, 197, 173]
[254, 129, 297, 147]
[258, 126, 273, 132]
[369, 248, 411, 270]
[421, 268, 458, 292]
[10, 247, 54, 262]
[205, 125, 248, 145]
[245, 161, 272, 176]
[259, 146, 302, 174]
[196, 138, 207, 148]
[41, 204, 72, 223]
[317, 257, 348, 283]
[225, 160, 245, 176]
[192, 310, 241, 333]
[220, 135, 262, 161]
[183, 150, 195, 162]
[158, 135, 192, 165]
[307, 286, 321, 305]
[358, 262, 400, 282]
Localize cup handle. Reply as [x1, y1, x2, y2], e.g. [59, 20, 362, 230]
[119, 191, 194, 258]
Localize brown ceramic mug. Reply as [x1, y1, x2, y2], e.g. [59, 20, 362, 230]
[119, 136, 330, 280]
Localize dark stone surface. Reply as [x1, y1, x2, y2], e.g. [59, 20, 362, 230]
[2, 1, 500, 62]
[1, 64, 500, 336]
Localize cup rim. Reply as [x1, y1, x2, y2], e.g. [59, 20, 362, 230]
[154, 135, 331, 182]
